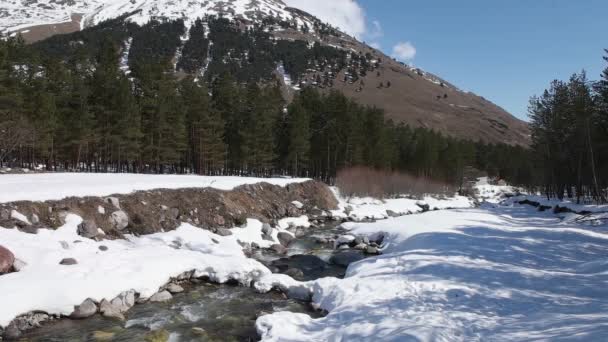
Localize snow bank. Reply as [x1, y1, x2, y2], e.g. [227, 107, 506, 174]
[330, 187, 475, 220]
[0, 215, 272, 328]
[257, 204, 608, 341]
[0, 173, 309, 203]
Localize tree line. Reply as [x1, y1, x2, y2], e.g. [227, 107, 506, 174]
[0, 35, 532, 188]
[528, 51, 608, 203]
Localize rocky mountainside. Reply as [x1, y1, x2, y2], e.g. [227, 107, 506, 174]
[0, 0, 530, 145]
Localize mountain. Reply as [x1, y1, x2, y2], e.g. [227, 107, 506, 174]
[0, 0, 530, 146]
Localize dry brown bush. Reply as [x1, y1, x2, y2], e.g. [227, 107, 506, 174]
[336, 167, 455, 199]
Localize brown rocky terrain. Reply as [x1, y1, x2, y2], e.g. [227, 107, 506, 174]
[0, 180, 338, 238]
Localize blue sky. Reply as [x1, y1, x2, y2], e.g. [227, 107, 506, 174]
[354, 0, 607, 120]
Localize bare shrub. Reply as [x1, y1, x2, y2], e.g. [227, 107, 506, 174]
[336, 167, 455, 199]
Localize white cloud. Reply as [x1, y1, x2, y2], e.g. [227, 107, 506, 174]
[367, 20, 383, 39]
[369, 42, 382, 50]
[283, 0, 367, 38]
[392, 41, 417, 61]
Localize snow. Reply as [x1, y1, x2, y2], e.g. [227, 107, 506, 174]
[0, 173, 308, 203]
[0, 214, 271, 328]
[330, 187, 475, 220]
[256, 202, 608, 341]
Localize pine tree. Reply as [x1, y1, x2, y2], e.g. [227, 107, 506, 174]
[286, 100, 310, 176]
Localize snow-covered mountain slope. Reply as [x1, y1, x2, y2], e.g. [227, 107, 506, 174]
[0, 0, 313, 33]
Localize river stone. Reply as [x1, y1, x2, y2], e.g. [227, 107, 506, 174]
[149, 290, 172, 303]
[329, 251, 366, 267]
[0, 245, 15, 274]
[277, 232, 294, 247]
[4, 312, 49, 339]
[354, 243, 367, 250]
[365, 246, 381, 255]
[284, 268, 305, 280]
[144, 329, 170, 342]
[261, 223, 272, 235]
[78, 220, 99, 239]
[109, 210, 129, 230]
[110, 290, 135, 312]
[71, 298, 98, 318]
[270, 244, 287, 255]
[215, 228, 233, 236]
[105, 197, 120, 209]
[30, 213, 40, 224]
[166, 283, 184, 294]
[99, 299, 125, 321]
[59, 257, 78, 265]
[99, 245, 109, 251]
[92, 330, 116, 341]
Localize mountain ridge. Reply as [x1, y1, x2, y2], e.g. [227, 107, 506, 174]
[1, 0, 530, 146]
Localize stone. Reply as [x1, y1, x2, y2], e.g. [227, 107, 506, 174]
[110, 290, 136, 312]
[59, 257, 78, 265]
[92, 330, 116, 341]
[99, 299, 125, 321]
[416, 201, 430, 212]
[329, 251, 366, 267]
[215, 228, 233, 236]
[12, 258, 27, 271]
[0, 208, 10, 220]
[386, 210, 400, 218]
[277, 232, 295, 247]
[166, 283, 184, 294]
[105, 197, 120, 209]
[99, 245, 109, 251]
[354, 243, 367, 250]
[365, 246, 380, 255]
[191, 327, 208, 337]
[270, 244, 287, 255]
[0, 245, 15, 274]
[30, 213, 40, 224]
[109, 210, 129, 231]
[261, 223, 273, 235]
[78, 220, 99, 239]
[97, 206, 106, 215]
[213, 215, 225, 225]
[169, 207, 180, 220]
[71, 298, 98, 319]
[4, 312, 49, 339]
[284, 268, 305, 280]
[144, 329, 170, 342]
[335, 235, 356, 248]
[149, 290, 172, 303]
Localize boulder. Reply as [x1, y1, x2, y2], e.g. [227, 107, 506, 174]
[277, 232, 295, 247]
[3, 312, 49, 339]
[284, 268, 305, 280]
[215, 228, 233, 237]
[166, 283, 184, 294]
[261, 223, 273, 235]
[365, 246, 381, 255]
[99, 245, 109, 251]
[105, 197, 121, 209]
[59, 258, 78, 265]
[71, 298, 98, 319]
[110, 290, 135, 312]
[109, 210, 129, 231]
[270, 244, 287, 255]
[149, 290, 172, 303]
[329, 251, 366, 267]
[12, 258, 27, 272]
[99, 299, 125, 321]
[78, 220, 99, 239]
[0, 245, 15, 274]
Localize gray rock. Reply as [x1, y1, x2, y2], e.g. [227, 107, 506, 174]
[78, 220, 99, 239]
[59, 258, 78, 265]
[99, 299, 125, 321]
[277, 232, 294, 247]
[261, 223, 273, 235]
[166, 283, 184, 294]
[110, 290, 135, 312]
[169, 208, 180, 220]
[99, 245, 109, 251]
[4, 312, 49, 339]
[365, 246, 380, 255]
[0, 245, 15, 274]
[71, 298, 98, 319]
[354, 243, 367, 250]
[215, 228, 233, 236]
[386, 210, 400, 218]
[270, 244, 287, 255]
[329, 251, 366, 267]
[12, 258, 27, 272]
[30, 213, 40, 224]
[105, 197, 120, 209]
[109, 211, 129, 231]
[149, 290, 173, 303]
[284, 268, 305, 280]
[0, 208, 10, 220]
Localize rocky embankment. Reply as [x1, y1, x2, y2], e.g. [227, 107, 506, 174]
[0, 180, 337, 238]
[0, 180, 341, 340]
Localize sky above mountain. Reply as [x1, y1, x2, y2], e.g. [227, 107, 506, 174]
[286, 0, 607, 120]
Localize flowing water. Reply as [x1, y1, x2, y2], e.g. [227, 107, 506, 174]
[22, 224, 364, 342]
